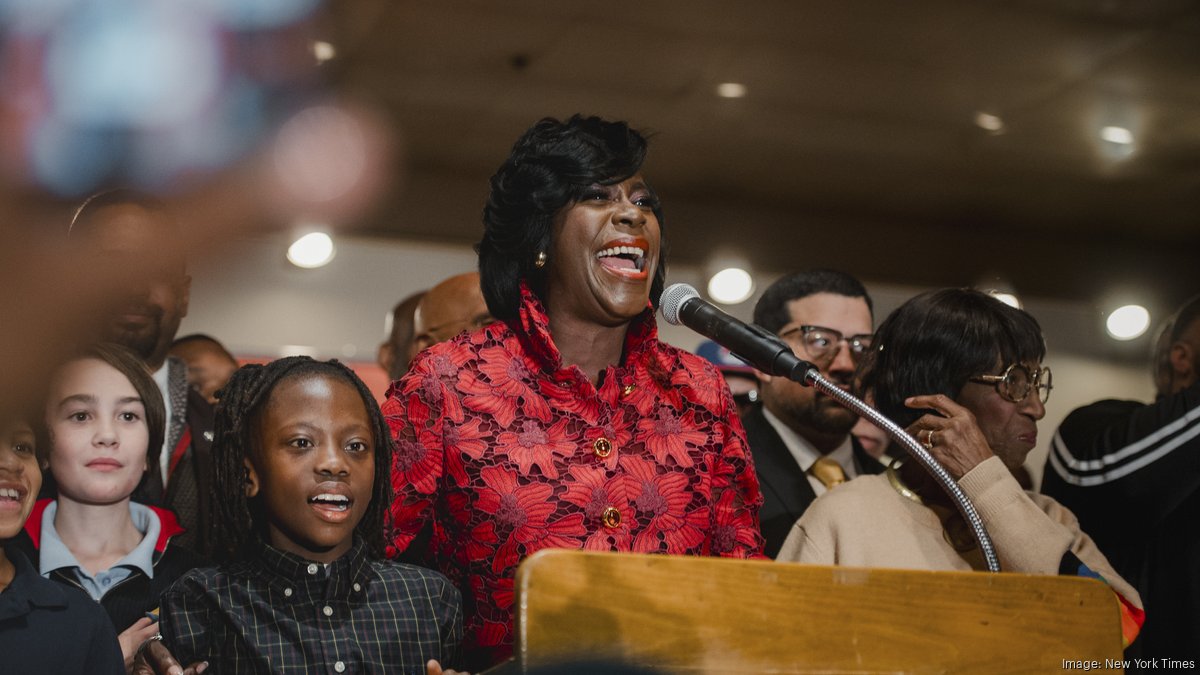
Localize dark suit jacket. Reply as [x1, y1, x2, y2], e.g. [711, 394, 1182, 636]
[742, 404, 885, 558]
[136, 359, 215, 557]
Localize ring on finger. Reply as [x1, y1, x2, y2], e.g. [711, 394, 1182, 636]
[137, 634, 163, 657]
[922, 428, 935, 449]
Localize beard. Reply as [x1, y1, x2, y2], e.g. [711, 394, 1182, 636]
[773, 388, 858, 437]
[105, 304, 164, 362]
[805, 395, 859, 435]
[108, 321, 160, 361]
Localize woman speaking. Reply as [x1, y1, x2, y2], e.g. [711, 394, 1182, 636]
[383, 115, 765, 668]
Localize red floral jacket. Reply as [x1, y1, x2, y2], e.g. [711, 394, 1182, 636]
[383, 284, 765, 663]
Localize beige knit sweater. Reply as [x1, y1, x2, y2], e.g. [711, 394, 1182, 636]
[776, 456, 1142, 609]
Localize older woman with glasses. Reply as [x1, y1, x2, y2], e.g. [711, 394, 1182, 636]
[776, 288, 1144, 647]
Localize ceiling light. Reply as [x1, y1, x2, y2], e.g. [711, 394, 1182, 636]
[312, 40, 336, 63]
[715, 82, 747, 99]
[287, 231, 335, 268]
[279, 344, 317, 357]
[988, 291, 1021, 309]
[1100, 126, 1133, 145]
[1106, 304, 1150, 341]
[974, 112, 1005, 134]
[708, 268, 754, 304]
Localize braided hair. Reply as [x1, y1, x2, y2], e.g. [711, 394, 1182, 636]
[208, 356, 393, 563]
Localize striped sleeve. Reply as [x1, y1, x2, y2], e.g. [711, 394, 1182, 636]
[1045, 383, 1200, 522]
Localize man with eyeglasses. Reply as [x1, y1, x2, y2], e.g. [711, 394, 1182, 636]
[1042, 295, 1200, 660]
[412, 271, 495, 357]
[746, 269, 883, 558]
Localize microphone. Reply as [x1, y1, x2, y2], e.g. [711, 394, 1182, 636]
[660, 283, 818, 384]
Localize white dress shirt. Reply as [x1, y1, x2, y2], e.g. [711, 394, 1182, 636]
[761, 406, 858, 496]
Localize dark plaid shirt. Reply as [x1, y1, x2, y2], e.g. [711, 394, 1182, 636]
[160, 538, 462, 674]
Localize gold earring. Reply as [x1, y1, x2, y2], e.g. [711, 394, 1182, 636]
[534, 251, 547, 268]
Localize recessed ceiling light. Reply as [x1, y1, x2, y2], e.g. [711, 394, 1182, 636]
[280, 345, 317, 357]
[313, 40, 336, 63]
[715, 82, 747, 99]
[708, 268, 754, 304]
[974, 112, 1005, 133]
[1100, 126, 1133, 145]
[1106, 304, 1150, 340]
[287, 231, 335, 268]
[988, 291, 1021, 309]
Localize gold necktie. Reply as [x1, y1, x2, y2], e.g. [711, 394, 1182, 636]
[808, 457, 847, 489]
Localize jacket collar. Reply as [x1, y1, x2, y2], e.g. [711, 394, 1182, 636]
[23, 498, 186, 554]
[513, 281, 659, 374]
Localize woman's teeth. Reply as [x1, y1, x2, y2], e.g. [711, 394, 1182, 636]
[596, 246, 646, 272]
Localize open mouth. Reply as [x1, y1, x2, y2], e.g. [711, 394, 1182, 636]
[0, 486, 27, 511]
[308, 493, 351, 512]
[595, 242, 648, 278]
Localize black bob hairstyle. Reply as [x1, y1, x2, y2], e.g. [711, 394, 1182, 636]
[478, 115, 667, 321]
[856, 288, 1046, 431]
[207, 356, 392, 563]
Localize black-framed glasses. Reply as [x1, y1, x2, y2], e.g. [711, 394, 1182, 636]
[777, 325, 874, 364]
[969, 363, 1053, 404]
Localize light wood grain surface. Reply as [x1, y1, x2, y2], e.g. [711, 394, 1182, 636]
[512, 550, 1124, 674]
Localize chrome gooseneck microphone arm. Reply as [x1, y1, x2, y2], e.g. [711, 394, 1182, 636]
[791, 365, 1000, 573]
[660, 283, 999, 572]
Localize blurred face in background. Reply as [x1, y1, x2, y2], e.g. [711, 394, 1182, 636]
[377, 291, 425, 381]
[76, 204, 191, 371]
[170, 339, 238, 405]
[412, 273, 492, 353]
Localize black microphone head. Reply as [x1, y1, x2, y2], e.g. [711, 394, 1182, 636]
[660, 283, 700, 326]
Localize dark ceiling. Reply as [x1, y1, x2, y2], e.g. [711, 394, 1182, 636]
[327, 0, 1200, 310]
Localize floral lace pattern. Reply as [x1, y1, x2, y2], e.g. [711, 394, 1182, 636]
[384, 284, 765, 662]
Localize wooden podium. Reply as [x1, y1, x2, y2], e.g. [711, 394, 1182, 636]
[502, 549, 1125, 673]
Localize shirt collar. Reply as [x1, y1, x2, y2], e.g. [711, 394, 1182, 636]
[152, 360, 171, 400]
[760, 406, 857, 479]
[513, 281, 659, 374]
[37, 500, 160, 580]
[249, 535, 371, 602]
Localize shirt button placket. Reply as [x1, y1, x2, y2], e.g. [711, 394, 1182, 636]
[334, 660, 346, 673]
